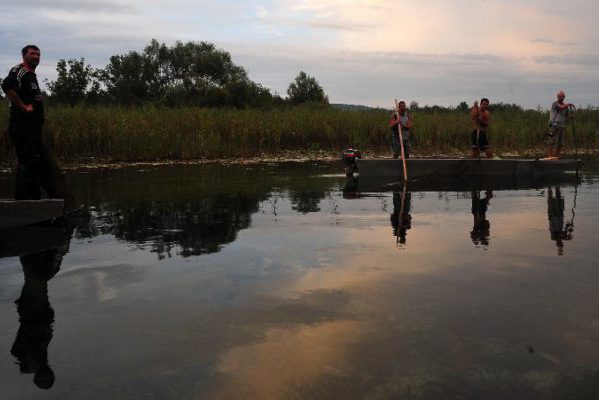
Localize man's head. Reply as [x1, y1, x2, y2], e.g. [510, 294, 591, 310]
[557, 90, 566, 103]
[480, 98, 490, 110]
[398, 100, 406, 113]
[21, 45, 41, 69]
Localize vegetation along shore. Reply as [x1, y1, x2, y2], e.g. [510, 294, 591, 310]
[1, 39, 597, 165]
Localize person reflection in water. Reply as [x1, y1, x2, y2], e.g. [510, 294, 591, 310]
[10, 222, 73, 390]
[471, 190, 493, 247]
[547, 186, 573, 256]
[390, 190, 412, 246]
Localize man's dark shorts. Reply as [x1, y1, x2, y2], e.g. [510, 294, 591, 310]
[471, 130, 490, 150]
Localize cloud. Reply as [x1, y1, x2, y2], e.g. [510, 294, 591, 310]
[0, 0, 597, 107]
[1, 0, 136, 13]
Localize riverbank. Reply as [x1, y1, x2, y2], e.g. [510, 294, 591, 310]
[1, 148, 597, 174]
[0, 105, 597, 166]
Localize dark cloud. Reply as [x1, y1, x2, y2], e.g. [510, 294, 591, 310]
[533, 53, 599, 66]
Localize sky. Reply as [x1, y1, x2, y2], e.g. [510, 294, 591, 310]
[0, 0, 598, 108]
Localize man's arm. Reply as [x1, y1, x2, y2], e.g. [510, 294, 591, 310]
[555, 102, 573, 111]
[402, 114, 412, 129]
[5, 89, 33, 112]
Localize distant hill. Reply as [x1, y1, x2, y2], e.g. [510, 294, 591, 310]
[331, 103, 375, 111]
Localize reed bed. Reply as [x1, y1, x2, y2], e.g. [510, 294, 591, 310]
[0, 105, 597, 163]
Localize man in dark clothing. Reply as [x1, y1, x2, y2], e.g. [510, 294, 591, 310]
[2, 45, 70, 203]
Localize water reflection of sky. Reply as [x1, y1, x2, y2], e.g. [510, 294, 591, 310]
[1, 163, 599, 399]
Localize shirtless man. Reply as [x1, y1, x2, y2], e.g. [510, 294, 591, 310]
[470, 98, 493, 158]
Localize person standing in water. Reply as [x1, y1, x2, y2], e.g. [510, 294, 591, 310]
[470, 98, 493, 158]
[389, 101, 412, 159]
[547, 91, 575, 159]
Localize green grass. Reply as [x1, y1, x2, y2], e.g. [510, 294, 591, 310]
[1, 105, 598, 163]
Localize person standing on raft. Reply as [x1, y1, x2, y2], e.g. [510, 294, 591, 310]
[546, 90, 575, 159]
[389, 100, 412, 159]
[470, 98, 493, 158]
[2, 45, 72, 206]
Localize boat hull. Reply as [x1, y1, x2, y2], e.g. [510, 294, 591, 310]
[0, 199, 65, 228]
[355, 158, 582, 179]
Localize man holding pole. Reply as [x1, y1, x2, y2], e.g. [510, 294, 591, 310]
[470, 98, 493, 158]
[389, 100, 412, 159]
[546, 90, 575, 159]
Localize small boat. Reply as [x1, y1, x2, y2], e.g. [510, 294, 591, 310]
[0, 199, 65, 229]
[353, 158, 582, 179]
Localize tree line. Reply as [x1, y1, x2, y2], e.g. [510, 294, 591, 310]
[2, 39, 329, 108]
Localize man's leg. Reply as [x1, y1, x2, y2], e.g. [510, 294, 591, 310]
[15, 164, 42, 200]
[471, 130, 480, 158]
[36, 126, 75, 209]
[555, 127, 564, 158]
[403, 138, 411, 158]
[392, 135, 399, 158]
[13, 122, 43, 200]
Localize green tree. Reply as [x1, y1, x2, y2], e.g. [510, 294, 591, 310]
[457, 101, 469, 112]
[96, 50, 157, 104]
[97, 39, 271, 107]
[287, 71, 328, 105]
[46, 58, 100, 106]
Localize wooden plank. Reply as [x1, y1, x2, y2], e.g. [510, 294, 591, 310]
[0, 199, 64, 228]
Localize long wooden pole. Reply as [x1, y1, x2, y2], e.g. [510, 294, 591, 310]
[394, 99, 408, 181]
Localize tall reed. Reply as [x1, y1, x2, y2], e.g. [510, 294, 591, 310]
[0, 105, 597, 163]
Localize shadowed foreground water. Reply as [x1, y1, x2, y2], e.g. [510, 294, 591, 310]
[1, 159, 599, 399]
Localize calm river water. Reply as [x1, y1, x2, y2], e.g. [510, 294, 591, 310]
[1, 158, 599, 399]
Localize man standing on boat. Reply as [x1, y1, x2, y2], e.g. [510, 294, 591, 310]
[2, 45, 70, 204]
[389, 101, 412, 159]
[470, 98, 493, 158]
[547, 91, 575, 159]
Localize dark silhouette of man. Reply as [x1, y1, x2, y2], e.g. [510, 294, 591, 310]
[471, 190, 493, 247]
[547, 186, 573, 256]
[9, 220, 74, 389]
[390, 190, 412, 245]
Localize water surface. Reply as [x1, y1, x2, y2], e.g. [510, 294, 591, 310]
[1, 159, 599, 399]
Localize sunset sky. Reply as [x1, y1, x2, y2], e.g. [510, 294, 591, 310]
[1, 0, 597, 107]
